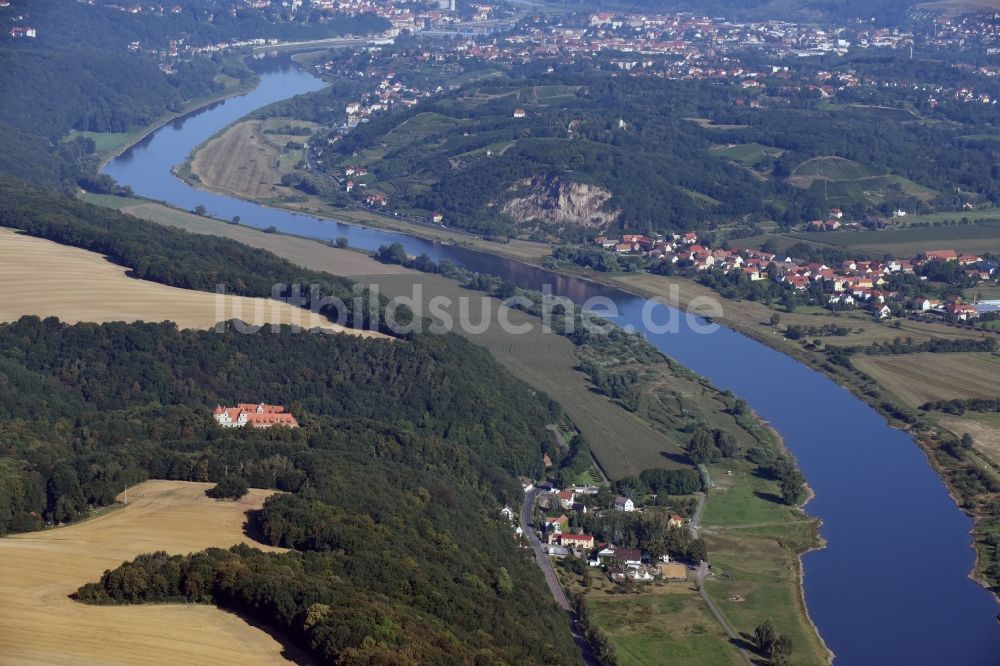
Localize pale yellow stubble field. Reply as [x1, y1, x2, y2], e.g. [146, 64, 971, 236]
[0, 227, 386, 338]
[0, 480, 300, 666]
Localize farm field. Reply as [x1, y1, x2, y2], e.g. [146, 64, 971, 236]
[702, 524, 828, 666]
[788, 156, 882, 184]
[587, 590, 745, 666]
[735, 217, 1000, 257]
[708, 143, 783, 167]
[189, 119, 310, 199]
[701, 459, 804, 528]
[786, 156, 937, 207]
[785, 219, 1000, 256]
[0, 227, 384, 337]
[695, 459, 828, 666]
[0, 480, 295, 666]
[66, 129, 137, 154]
[938, 412, 1000, 466]
[885, 208, 1000, 228]
[851, 352, 1000, 407]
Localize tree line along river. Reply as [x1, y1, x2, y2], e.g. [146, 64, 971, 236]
[102, 55, 1000, 665]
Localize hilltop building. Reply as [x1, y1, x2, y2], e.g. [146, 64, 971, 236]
[213, 403, 298, 429]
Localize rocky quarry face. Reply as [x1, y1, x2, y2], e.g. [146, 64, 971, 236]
[502, 175, 620, 231]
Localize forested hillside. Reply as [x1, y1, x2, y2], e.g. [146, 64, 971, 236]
[0, 316, 576, 663]
[320, 73, 810, 237]
[318, 60, 1000, 238]
[0, 0, 387, 188]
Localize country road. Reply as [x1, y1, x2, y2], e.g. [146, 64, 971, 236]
[520, 487, 598, 666]
[690, 491, 755, 666]
[520, 487, 572, 611]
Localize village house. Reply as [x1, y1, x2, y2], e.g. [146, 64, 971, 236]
[614, 496, 635, 512]
[545, 514, 569, 535]
[611, 547, 643, 566]
[559, 533, 595, 550]
[556, 490, 576, 509]
[923, 249, 958, 262]
[667, 513, 685, 529]
[946, 302, 980, 320]
[213, 403, 298, 429]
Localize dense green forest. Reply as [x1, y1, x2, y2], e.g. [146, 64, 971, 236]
[0, 316, 578, 663]
[0, 47, 239, 186]
[0, 180, 393, 332]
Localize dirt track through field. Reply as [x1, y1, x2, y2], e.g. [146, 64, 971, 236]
[0, 480, 298, 665]
[0, 227, 386, 338]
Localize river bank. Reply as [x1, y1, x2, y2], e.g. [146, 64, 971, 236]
[92, 193, 831, 664]
[109, 146, 1000, 604]
[98, 61, 1000, 664]
[95, 74, 261, 173]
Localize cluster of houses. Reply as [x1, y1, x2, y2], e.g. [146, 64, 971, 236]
[212, 402, 299, 429]
[542, 512, 688, 582]
[594, 232, 996, 319]
[525, 478, 689, 583]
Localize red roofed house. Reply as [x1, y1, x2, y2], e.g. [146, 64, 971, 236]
[559, 533, 595, 550]
[213, 403, 298, 429]
[545, 514, 569, 535]
[946, 302, 980, 320]
[556, 490, 576, 509]
[611, 547, 643, 565]
[923, 249, 957, 262]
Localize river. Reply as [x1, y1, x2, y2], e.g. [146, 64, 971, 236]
[104, 56, 1000, 665]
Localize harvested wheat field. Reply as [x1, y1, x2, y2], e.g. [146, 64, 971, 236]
[0, 480, 299, 666]
[190, 120, 283, 198]
[852, 352, 1000, 407]
[0, 227, 385, 337]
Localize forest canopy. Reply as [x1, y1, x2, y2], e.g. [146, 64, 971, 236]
[0, 316, 574, 663]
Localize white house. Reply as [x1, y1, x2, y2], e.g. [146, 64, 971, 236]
[614, 496, 635, 512]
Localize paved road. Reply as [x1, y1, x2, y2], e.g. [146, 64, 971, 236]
[520, 487, 598, 665]
[689, 491, 754, 665]
[521, 487, 572, 611]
